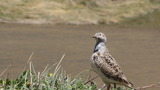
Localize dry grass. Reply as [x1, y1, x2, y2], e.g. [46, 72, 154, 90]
[0, 0, 159, 24]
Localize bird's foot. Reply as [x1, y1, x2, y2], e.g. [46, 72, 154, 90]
[101, 84, 106, 90]
[100, 84, 111, 90]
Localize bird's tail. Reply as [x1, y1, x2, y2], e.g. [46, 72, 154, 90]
[125, 82, 134, 89]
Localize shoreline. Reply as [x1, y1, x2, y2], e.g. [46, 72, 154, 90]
[0, 19, 159, 29]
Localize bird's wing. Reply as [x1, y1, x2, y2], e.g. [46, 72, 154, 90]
[92, 52, 133, 87]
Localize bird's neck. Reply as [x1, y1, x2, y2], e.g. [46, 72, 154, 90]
[94, 41, 108, 53]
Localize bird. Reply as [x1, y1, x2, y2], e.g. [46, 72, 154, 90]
[90, 32, 133, 90]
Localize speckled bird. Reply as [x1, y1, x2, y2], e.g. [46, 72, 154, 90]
[91, 32, 133, 90]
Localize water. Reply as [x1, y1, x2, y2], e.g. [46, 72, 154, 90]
[0, 23, 160, 89]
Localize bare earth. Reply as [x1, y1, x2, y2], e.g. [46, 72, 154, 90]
[0, 23, 160, 89]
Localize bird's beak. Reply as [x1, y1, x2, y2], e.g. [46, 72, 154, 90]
[92, 35, 97, 39]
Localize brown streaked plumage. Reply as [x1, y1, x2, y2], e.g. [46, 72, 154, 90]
[91, 32, 133, 90]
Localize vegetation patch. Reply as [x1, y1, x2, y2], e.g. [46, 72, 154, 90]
[0, 54, 133, 90]
[113, 9, 160, 28]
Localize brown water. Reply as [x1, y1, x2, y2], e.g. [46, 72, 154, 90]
[0, 23, 160, 89]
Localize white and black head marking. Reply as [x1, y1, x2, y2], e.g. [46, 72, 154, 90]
[92, 32, 107, 53]
[92, 32, 107, 42]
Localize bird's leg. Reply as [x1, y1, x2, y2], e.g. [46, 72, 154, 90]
[107, 84, 111, 90]
[101, 84, 106, 90]
[114, 83, 117, 88]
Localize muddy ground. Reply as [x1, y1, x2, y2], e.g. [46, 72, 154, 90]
[0, 23, 160, 89]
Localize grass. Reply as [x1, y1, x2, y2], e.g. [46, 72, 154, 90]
[0, 54, 133, 90]
[0, 0, 159, 25]
[112, 8, 160, 28]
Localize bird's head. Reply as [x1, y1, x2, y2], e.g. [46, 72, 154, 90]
[92, 32, 107, 42]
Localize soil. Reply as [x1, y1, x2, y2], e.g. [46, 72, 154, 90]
[0, 23, 160, 89]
